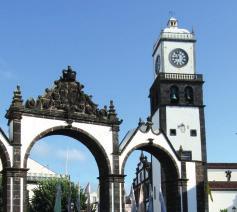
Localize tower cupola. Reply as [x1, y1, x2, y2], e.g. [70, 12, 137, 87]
[167, 17, 178, 28]
[152, 17, 196, 76]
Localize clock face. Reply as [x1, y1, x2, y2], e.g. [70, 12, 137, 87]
[155, 55, 160, 74]
[169, 48, 189, 68]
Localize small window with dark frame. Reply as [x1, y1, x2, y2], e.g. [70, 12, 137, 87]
[170, 85, 179, 104]
[185, 86, 194, 104]
[190, 129, 197, 137]
[170, 129, 177, 136]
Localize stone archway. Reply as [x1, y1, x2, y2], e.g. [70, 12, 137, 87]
[5, 66, 122, 212]
[119, 120, 186, 212]
[0, 135, 12, 212]
[2, 66, 203, 212]
[121, 143, 181, 212]
[23, 126, 112, 176]
[23, 126, 112, 212]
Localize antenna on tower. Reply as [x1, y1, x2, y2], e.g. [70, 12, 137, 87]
[169, 10, 176, 18]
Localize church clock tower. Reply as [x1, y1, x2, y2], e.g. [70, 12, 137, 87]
[150, 17, 208, 211]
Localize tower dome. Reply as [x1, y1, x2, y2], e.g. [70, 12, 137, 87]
[163, 17, 190, 34]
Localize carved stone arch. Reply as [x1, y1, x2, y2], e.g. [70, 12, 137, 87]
[5, 67, 122, 212]
[23, 125, 112, 176]
[0, 137, 11, 212]
[121, 142, 180, 178]
[121, 142, 181, 212]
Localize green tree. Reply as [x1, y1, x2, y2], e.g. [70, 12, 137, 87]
[29, 177, 87, 212]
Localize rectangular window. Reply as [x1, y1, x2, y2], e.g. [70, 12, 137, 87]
[190, 129, 197, 137]
[170, 129, 176, 136]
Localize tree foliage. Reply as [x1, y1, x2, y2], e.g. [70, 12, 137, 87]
[29, 177, 87, 212]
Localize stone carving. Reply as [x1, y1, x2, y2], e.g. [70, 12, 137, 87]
[23, 66, 120, 123]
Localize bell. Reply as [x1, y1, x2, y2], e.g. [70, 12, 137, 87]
[171, 93, 178, 101]
[186, 93, 192, 100]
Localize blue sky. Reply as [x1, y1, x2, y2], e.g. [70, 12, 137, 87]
[0, 0, 237, 192]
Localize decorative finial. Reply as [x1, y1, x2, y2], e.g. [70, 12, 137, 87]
[108, 100, 118, 122]
[11, 85, 23, 107]
[178, 145, 183, 157]
[140, 151, 145, 161]
[145, 116, 153, 131]
[109, 100, 115, 113]
[138, 118, 145, 127]
[62, 66, 76, 82]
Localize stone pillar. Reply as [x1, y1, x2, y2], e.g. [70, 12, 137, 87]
[2, 169, 11, 212]
[5, 86, 25, 212]
[165, 179, 181, 212]
[98, 176, 112, 212]
[112, 174, 125, 212]
[180, 161, 188, 212]
[178, 179, 188, 212]
[2, 168, 28, 212]
[109, 106, 124, 212]
[98, 174, 125, 212]
[196, 162, 208, 212]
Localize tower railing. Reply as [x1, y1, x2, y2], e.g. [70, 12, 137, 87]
[158, 73, 203, 81]
[160, 31, 195, 40]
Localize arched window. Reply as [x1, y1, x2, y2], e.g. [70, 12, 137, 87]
[170, 85, 179, 103]
[185, 86, 194, 104]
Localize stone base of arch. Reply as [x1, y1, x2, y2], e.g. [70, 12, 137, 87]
[99, 174, 125, 212]
[2, 167, 28, 212]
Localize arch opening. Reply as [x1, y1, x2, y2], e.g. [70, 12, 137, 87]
[122, 144, 181, 212]
[23, 126, 111, 212]
[0, 138, 11, 212]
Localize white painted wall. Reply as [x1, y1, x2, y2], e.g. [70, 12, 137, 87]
[162, 41, 195, 74]
[153, 44, 162, 77]
[208, 169, 237, 181]
[27, 158, 56, 175]
[209, 191, 237, 212]
[151, 109, 160, 131]
[186, 162, 197, 212]
[0, 129, 12, 167]
[151, 157, 161, 212]
[119, 128, 181, 177]
[20, 115, 113, 172]
[166, 106, 202, 161]
[7, 115, 116, 211]
[27, 184, 38, 200]
[27, 158, 58, 199]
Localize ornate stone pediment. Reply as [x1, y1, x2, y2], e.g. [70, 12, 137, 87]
[7, 66, 121, 125]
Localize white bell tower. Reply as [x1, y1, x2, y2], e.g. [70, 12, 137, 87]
[149, 18, 208, 212]
[150, 17, 206, 162]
